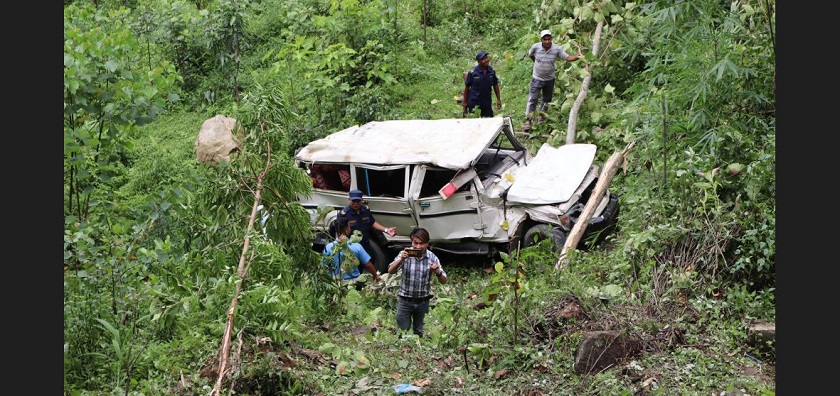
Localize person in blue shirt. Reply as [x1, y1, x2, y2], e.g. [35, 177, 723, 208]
[322, 217, 381, 289]
[462, 51, 502, 118]
[386, 228, 448, 337]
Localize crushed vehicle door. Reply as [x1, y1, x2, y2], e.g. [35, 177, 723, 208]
[352, 164, 417, 237]
[410, 165, 484, 241]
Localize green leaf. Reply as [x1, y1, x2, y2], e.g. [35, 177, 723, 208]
[336, 361, 352, 375]
[467, 343, 488, 354]
[354, 352, 371, 371]
[318, 342, 341, 359]
[726, 163, 745, 176]
[94, 318, 120, 340]
[104, 60, 118, 73]
[602, 284, 623, 298]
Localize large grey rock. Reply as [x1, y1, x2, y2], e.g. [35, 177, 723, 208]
[573, 331, 642, 375]
[195, 115, 241, 164]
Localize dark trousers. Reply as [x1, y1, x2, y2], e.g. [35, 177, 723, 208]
[396, 296, 430, 336]
[525, 78, 556, 117]
[468, 99, 494, 117]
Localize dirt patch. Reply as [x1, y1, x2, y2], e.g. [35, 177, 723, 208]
[523, 292, 775, 385]
[192, 337, 330, 396]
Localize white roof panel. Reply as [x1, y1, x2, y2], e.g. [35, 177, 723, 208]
[506, 143, 597, 204]
[294, 117, 507, 170]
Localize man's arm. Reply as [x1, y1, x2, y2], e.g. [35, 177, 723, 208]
[361, 261, 380, 282]
[372, 221, 396, 236]
[494, 83, 502, 109]
[351, 243, 380, 282]
[462, 71, 472, 111]
[565, 54, 583, 62]
[430, 261, 448, 284]
[462, 86, 470, 109]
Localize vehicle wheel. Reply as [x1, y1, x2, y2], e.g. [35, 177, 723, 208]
[311, 230, 330, 253]
[368, 241, 390, 274]
[523, 224, 567, 252]
[583, 192, 621, 249]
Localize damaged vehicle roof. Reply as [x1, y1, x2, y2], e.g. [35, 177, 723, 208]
[294, 117, 508, 170]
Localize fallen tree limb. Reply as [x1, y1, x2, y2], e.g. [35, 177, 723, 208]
[565, 2, 606, 145]
[555, 141, 635, 269]
[210, 129, 273, 396]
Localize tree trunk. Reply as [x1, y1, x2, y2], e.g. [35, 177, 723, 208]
[422, 0, 428, 42]
[555, 141, 635, 269]
[210, 137, 273, 396]
[566, 9, 606, 145]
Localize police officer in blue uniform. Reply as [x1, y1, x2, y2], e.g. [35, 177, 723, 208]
[338, 190, 396, 261]
[462, 51, 502, 117]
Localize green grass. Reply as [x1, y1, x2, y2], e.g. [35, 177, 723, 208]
[198, 259, 775, 395]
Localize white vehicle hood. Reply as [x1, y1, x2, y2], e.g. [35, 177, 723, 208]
[505, 143, 597, 204]
[295, 117, 508, 170]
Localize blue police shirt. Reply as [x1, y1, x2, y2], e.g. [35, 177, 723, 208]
[465, 64, 499, 107]
[339, 204, 377, 250]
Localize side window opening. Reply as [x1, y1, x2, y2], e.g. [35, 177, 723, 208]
[475, 131, 526, 180]
[355, 167, 405, 198]
[475, 149, 509, 177]
[308, 163, 351, 192]
[479, 150, 527, 185]
[420, 168, 458, 198]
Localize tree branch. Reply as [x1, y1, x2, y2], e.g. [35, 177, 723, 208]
[210, 125, 273, 396]
[565, 15, 605, 145]
[555, 141, 635, 269]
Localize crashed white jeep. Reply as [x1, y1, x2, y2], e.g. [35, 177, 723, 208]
[294, 117, 619, 272]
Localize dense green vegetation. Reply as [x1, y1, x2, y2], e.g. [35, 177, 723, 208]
[64, 0, 775, 394]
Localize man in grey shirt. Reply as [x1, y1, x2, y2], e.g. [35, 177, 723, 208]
[523, 29, 583, 131]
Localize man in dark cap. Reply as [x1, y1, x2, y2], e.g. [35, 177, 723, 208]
[462, 51, 502, 117]
[338, 189, 396, 263]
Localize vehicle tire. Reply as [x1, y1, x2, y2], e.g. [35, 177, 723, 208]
[311, 230, 330, 253]
[368, 241, 390, 274]
[523, 224, 567, 252]
[582, 192, 620, 249]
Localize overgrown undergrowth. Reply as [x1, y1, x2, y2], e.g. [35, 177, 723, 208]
[64, 0, 775, 394]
